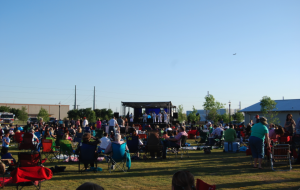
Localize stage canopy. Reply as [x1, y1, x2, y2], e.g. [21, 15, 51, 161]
[121, 101, 175, 108]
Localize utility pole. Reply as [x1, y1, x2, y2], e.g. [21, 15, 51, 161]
[93, 86, 95, 110]
[74, 85, 77, 110]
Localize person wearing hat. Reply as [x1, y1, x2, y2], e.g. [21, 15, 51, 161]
[75, 133, 101, 171]
[249, 117, 270, 169]
[82, 117, 88, 127]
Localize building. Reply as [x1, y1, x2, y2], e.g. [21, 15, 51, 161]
[0, 103, 69, 119]
[186, 108, 238, 122]
[239, 99, 300, 127]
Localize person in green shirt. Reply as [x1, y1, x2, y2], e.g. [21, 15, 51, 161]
[249, 117, 270, 169]
[224, 124, 237, 142]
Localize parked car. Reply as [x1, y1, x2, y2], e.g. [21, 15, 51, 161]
[48, 117, 56, 124]
[28, 117, 38, 124]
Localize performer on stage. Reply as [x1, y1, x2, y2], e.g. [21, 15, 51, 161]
[129, 113, 133, 122]
[158, 112, 162, 123]
[143, 112, 148, 123]
[152, 112, 156, 123]
[164, 111, 168, 123]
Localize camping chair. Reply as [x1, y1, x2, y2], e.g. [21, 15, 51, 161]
[270, 144, 292, 171]
[0, 166, 53, 189]
[170, 135, 189, 159]
[59, 140, 75, 161]
[127, 136, 141, 159]
[95, 130, 104, 139]
[146, 131, 162, 160]
[19, 133, 36, 152]
[196, 179, 216, 190]
[197, 130, 209, 144]
[34, 132, 42, 141]
[41, 139, 59, 163]
[14, 132, 24, 144]
[17, 152, 46, 167]
[107, 143, 129, 173]
[78, 143, 98, 173]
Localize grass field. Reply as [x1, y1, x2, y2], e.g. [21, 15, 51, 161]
[4, 139, 300, 190]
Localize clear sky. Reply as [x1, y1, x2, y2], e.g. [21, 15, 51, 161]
[0, 0, 299, 113]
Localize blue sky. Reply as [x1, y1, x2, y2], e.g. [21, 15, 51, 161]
[0, 0, 299, 113]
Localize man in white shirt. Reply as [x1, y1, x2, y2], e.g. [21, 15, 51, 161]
[164, 112, 168, 123]
[108, 117, 118, 135]
[165, 124, 172, 132]
[152, 112, 156, 123]
[100, 132, 111, 151]
[158, 112, 162, 123]
[129, 113, 133, 122]
[143, 113, 147, 123]
[82, 117, 89, 127]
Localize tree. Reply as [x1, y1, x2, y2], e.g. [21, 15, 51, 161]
[0, 106, 10, 112]
[37, 108, 49, 123]
[10, 108, 20, 119]
[94, 109, 101, 119]
[67, 109, 80, 120]
[18, 106, 28, 123]
[78, 108, 96, 123]
[187, 106, 200, 123]
[233, 110, 244, 123]
[217, 113, 231, 124]
[203, 94, 225, 122]
[260, 96, 279, 124]
[177, 105, 187, 123]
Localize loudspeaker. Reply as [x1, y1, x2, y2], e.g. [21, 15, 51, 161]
[173, 113, 178, 119]
[114, 112, 119, 118]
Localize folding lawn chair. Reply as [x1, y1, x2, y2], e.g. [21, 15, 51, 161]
[176, 135, 189, 159]
[270, 144, 292, 171]
[78, 143, 98, 173]
[41, 139, 59, 163]
[107, 143, 129, 173]
[127, 136, 141, 159]
[19, 133, 36, 152]
[34, 132, 42, 141]
[0, 166, 53, 189]
[17, 152, 46, 167]
[146, 131, 162, 160]
[59, 140, 75, 161]
[196, 179, 216, 190]
[14, 132, 24, 144]
[95, 130, 104, 139]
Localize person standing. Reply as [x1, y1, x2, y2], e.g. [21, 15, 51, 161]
[82, 117, 89, 127]
[255, 115, 260, 124]
[108, 117, 118, 135]
[143, 113, 147, 123]
[164, 111, 168, 123]
[64, 118, 70, 128]
[152, 112, 156, 123]
[249, 117, 270, 169]
[158, 112, 162, 123]
[284, 114, 296, 136]
[76, 119, 80, 128]
[117, 116, 123, 128]
[70, 118, 75, 127]
[129, 113, 133, 123]
[96, 118, 102, 130]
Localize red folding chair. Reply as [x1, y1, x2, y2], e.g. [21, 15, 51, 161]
[14, 132, 24, 144]
[196, 179, 216, 190]
[278, 136, 291, 144]
[17, 152, 46, 167]
[0, 166, 53, 189]
[41, 139, 59, 162]
[19, 133, 37, 151]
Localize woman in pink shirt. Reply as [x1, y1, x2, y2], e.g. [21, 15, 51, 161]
[96, 118, 101, 130]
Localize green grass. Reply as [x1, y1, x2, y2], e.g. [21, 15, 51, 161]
[4, 140, 300, 190]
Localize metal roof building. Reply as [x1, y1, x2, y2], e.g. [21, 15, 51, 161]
[240, 99, 300, 126]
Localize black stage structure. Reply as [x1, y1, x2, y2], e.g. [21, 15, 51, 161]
[121, 101, 177, 128]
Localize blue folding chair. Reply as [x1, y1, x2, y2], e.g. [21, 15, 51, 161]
[34, 131, 42, 141]
[107, 143, 129, 173]
[78, 143, 98, 173]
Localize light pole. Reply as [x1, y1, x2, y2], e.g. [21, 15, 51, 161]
[59, 102, 61, 120]
[228, 101, 231, 123]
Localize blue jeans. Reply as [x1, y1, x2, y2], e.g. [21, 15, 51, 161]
[162, 140, 179, 158]
[249, 136, 264, 158]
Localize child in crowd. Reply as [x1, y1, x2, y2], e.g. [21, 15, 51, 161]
[2, 131, 10, 151]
